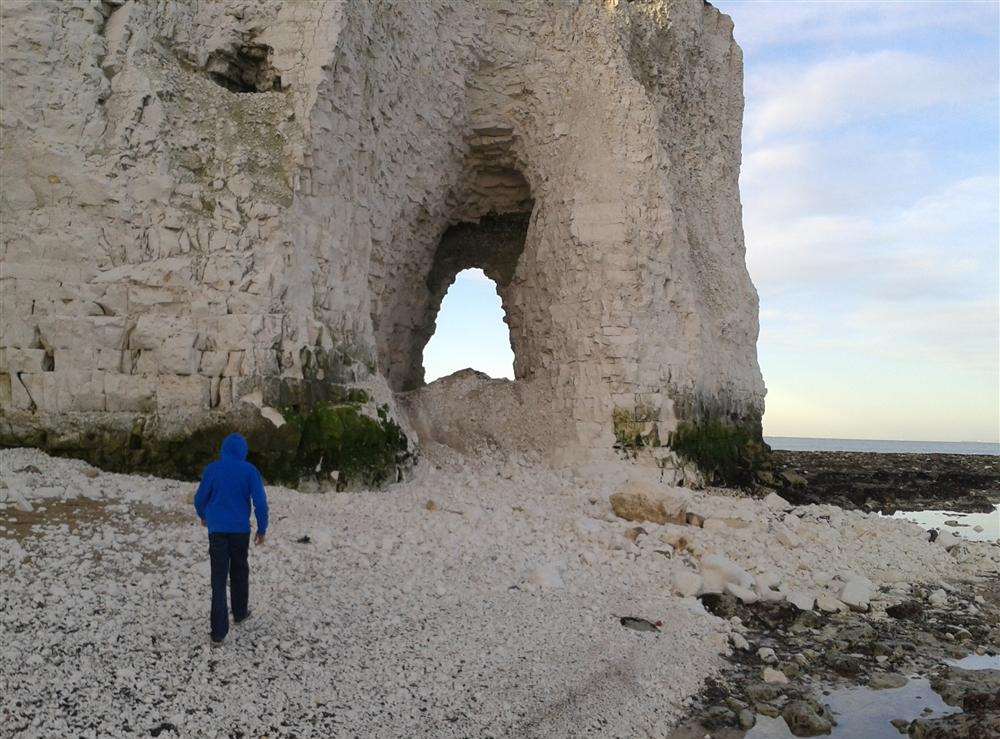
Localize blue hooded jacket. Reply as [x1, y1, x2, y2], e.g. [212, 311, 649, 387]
[194, 434, 269, 535]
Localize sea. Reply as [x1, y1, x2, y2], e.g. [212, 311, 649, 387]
[765, 436, 1000, 456]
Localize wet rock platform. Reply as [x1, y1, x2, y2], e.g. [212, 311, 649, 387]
[770, 451, 1000, 513]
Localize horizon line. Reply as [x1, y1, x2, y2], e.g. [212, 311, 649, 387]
[765, 434, 999, 445]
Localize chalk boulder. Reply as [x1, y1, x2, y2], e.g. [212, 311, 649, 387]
[699, 554, 754, 594]
[610, 482, 689, 526]
[839, 576, 875, 611]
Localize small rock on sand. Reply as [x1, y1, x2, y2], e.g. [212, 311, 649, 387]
[839, 575, 874, 611]
[757, 647, 777, 664]
[527, 563, 565, 589]
[11, 490, 33, 513]
[624, 526, 647, 543]
[762, 667, 788, 684]
[815, 594, 844, 613]
[781, 699, 835, 736]
[869, 672, 908, 690]
[786, 590, 815, 611]
[928, 588, 948, 606]
[886, 600, 923, 620]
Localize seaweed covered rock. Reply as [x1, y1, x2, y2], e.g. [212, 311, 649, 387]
[281, 403, 409, 488]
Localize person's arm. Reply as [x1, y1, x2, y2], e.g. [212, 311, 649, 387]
[250, 467, 269, 543]
[194, 468, 212, 523]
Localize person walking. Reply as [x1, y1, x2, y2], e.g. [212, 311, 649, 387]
[194, 433, 269, 646]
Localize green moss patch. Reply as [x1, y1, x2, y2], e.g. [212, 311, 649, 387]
[1, 390, 409, 490]
[281, 402, 408, 488]
[668, 418, 769, 488]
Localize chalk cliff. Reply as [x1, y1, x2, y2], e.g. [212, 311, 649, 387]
[1, 0, 765, 483]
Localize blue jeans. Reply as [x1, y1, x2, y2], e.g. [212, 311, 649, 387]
[208, 532, 250, 641]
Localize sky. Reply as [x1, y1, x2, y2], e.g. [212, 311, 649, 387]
[424, 1, 999, 443]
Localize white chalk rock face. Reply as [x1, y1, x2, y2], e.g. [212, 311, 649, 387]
[0, 0, 766, 478]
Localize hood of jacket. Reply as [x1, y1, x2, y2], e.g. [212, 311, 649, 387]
[220, 433, 249, 461]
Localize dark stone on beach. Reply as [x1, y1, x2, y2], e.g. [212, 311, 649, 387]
[890, 717, 909, 732]
[781, 699, 835, 736]
[868, 672, 908, 690]
[964, 689, 1000, 712]
[929, 667, 1000, 707]
[746, 681, 784, 703]
[701, 704, 736, 728]
[825, 652, 863, 677]
[780, 470, 808, 488]
[908, 712, 1000, 739]
[746, 601, 803, 630]
[700, 593, 739, 619]
[887, 600, 924, 620]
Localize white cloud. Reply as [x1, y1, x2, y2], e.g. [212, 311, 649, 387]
[453, 268, 493, 284]
[746, 164, 999, 299]
[747, 51, 991, 140]
[847, 297, 999, 373]
[718, 1, 998, 52]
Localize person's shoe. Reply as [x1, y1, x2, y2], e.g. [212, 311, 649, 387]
[234, 610, 252, 626]
[210, 637, 225, 647]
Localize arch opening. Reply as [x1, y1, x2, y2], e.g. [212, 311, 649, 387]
[373, 125, 537, 394]
[422, 268, 515, 383]
[391, 209, 532, 392]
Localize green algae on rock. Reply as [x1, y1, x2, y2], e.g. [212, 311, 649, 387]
[280, 402, 409, 489]
[668, 417, 770, 488]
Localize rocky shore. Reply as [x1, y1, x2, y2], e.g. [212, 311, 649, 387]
[770, 450, 1000, 513]
[678, 578, 1000, 737]
[2, 448, 997, 737]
